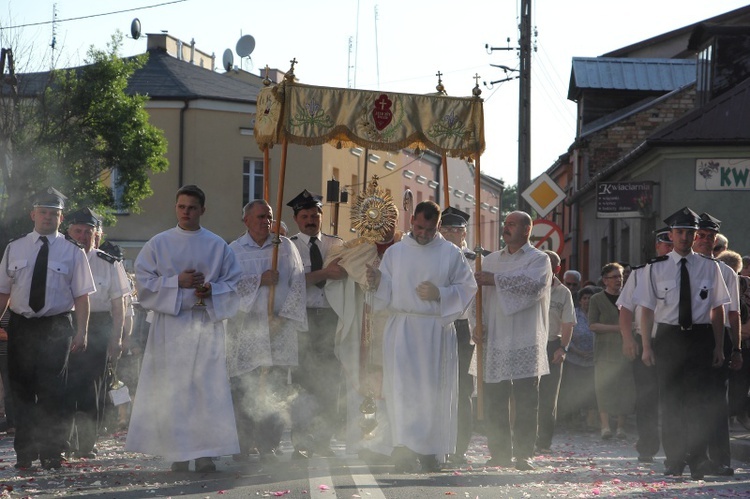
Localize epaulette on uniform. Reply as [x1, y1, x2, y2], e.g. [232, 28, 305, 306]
[698, 253, 718, 261]
[64, 233, 84, 249]
[632, 263, 646, 271]
[647, 255, 669, 265]
[323, 233, 343, 241]
[290, 235, 298, 241]
[6, 234, 26, 245]
[463, 250, 477, 261]
[96, 250, 117, 264]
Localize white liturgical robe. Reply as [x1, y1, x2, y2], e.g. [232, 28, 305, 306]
[126, 226, 242, 462]
[471, 242, 552, 382]
[226, 233, 307, 376]
[373, 233, 476, 456]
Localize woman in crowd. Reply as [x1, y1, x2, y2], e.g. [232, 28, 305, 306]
[588, 263, 635, 440]
[559, 285, 598, 430]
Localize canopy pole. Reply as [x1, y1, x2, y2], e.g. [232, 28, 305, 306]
[263, 147, 270, 200]
[269, 137, 289, 315]
[441, 153, 450, 207]
[474, 155, 484, 420]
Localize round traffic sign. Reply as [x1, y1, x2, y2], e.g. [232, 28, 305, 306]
[530, 219, 564, 255]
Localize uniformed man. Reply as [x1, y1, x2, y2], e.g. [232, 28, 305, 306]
[287, 189, 346, 458]
[617, 226, 673, 463]
[694, 213, 742, 477]
[438, 206, 476, 464]
[0, 188, 95, 470]
[634, 207, 730, 480]
[65, 208, 130, 459]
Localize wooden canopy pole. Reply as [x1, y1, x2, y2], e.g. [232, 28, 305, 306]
[268, 137, 289, 315]
[441, 153, 450, 207]
[263, 147, 270, 200]
[474, 155, 484, 420]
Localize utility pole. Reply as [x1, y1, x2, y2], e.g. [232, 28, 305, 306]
[517, 0, 532, 213]
[485, 0, 533, 213]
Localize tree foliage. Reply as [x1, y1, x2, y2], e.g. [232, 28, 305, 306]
[0, 32, 168, 248]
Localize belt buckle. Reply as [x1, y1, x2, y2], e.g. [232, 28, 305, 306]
[680, 325, 692, 331]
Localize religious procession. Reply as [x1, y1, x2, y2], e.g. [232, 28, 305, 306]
[1, 175, 748, 488]
[1, 49, 750, 499]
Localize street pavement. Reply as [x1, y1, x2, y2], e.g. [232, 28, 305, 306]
[1, 422, 750, 498]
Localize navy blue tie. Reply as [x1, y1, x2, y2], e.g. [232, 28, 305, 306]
[29, 236, 49, 312]
[679, 258, 692, 329]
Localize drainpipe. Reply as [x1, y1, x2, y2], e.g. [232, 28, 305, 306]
[179, 100, 188, 187]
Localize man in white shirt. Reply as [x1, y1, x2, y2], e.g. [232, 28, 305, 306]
[0, 188, 95, 470]
[65, 208, 130, 459]
[288, 190, 346, 458]
[634, 207, 730, 480]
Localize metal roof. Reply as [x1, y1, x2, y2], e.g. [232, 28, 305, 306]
[568, 57, 696, 100]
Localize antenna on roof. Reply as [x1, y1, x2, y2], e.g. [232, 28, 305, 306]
[235, 34, 255, 71]
[222, 48, 234, 72]
[130, 18, 142, 40]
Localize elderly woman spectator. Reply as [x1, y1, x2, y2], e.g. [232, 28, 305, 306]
[588, 263, 636, 440]
[559, 285, 599, 430]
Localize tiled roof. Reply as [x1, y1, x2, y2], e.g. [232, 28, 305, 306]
[568, 57, 695, 100]
[126, 49, 261, 102]
[5, 48, 262, 104]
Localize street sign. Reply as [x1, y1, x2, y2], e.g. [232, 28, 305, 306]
[530, 219, 564, 255]
[521, 173, 566, 218]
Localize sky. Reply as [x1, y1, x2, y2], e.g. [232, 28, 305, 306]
[3, 0, 749, 188]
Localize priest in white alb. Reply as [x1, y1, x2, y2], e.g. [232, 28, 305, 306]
[472, 210, 552, 471]
[367, 200, 476, 473]
[126, 185, 242, 473]
[226, 200, 307, 462]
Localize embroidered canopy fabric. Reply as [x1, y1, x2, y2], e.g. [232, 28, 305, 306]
[255, 82, 485, 159]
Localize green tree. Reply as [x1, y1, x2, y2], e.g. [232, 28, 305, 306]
[0, 32, 168, 248]
[500, 182, 518, 215]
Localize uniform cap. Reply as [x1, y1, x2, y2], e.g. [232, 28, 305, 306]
[440, 206, 470, 227]
[698, 212, 721, 232]
[67, 207, 100, 227]
[33, 187, 67, 210]
[655, 226, 672, 243]
[663, 207, 699, 230]
[286, 189, 323, 213]
[99, 240, 124, 260]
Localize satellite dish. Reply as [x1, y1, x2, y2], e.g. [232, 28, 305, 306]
[236, 34, 256, 58]
[222, 49, 234, 71]
[130, 18, 142, 40]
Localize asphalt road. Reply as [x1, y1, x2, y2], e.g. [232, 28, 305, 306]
[1, 424, 749, 498]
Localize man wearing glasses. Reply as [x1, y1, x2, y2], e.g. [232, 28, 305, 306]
[563, 271, 582, 307]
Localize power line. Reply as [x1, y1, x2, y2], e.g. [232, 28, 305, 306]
[1, 0, 187, 31]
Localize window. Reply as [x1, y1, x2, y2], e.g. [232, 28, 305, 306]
[243, 158, 264, 206]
